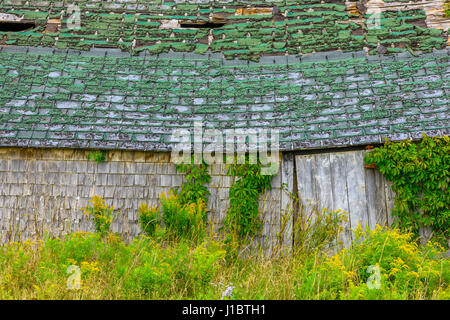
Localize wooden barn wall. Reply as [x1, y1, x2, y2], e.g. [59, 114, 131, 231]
[0, 148, 282, 250]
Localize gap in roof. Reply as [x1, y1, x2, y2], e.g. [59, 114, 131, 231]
[173, 7, 275, 29]
[0, 12, 36, 32]
[179, 21, 226, 29]
[0, 21, 35, 32]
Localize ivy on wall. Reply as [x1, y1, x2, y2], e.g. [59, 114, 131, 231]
[223, 161, 275, 240]
[365, 134, 449, 247]
[175, 161, 211, 206]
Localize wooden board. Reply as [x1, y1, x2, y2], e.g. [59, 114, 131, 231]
[345, 151, 369, 231]
[280, 153, 295, 251]
[330, 152, 352, 247]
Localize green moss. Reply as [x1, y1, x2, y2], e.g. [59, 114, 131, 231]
[194, 43, 208, 54]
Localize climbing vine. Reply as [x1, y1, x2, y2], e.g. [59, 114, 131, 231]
[364, 134, 449, 247]
[223, 160, 275, 240]
[175, 160, 211, 206]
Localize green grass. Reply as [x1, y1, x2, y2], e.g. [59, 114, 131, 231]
[0, 225, 448, 300]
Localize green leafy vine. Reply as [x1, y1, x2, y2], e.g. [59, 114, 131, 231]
[364, 134, 449, 247]
[175, 160, 211, 206]
[223, 160, 275, 240]
[88, 150, 107, 163]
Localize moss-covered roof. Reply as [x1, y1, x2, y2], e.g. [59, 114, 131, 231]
[0, 46, 448, 151]
[0, 1, 448, 152]
[0, 0, 447, 60]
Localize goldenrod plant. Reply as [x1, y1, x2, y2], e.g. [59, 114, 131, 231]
[137, 203, 161, 238]
[82, 196, 119, 238]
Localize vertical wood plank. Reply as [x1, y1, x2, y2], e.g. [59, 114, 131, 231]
[346, 151, 369, 232]
[295, 154, 317, 211]
[314, 153, 332, 212]
[280, 153, 295, 251]
[385, 180, 396, 226]
[364, 166, 378, 230]
[329, 152, 352, 247]
[295, 154, 317, 248]
[373, 169, 389, 227]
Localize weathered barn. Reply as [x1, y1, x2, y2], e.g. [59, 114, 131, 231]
[0, 0, 449, 250]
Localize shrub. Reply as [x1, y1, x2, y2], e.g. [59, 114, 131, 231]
[293, 207, 348, 254]
[175, 161, 211, 205]
[82, 196, 119, 238]
[190, 241, 227, 286]
[136, 161, 211, 241]
[137, 203, 161, 237]
[87, 150, 107, 163]
[123, 239, 225, 297]
[347, 225, 449, 298]
[0, 225, 447, 300]
[291, 225, 449, 300]
[160, 191, 207, 241]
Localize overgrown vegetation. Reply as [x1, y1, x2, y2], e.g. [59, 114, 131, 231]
[137, 160, 211, 242]
[175, 160, 211, 205]
[293, 207, 348, 254]
[81, 196, 119, 238]
[137, 203, 161, 238]
[1, 178, 448, 299]
[160, 191, 207, 241]
[365, 134, 449, 248]
[223, 161, 275, 240]
[0, 224, 447, 299]
[138, 157, 275, 244]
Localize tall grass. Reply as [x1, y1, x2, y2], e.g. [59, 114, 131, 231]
[0, 216, 448, 299]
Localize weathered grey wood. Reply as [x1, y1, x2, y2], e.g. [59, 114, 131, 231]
[374, 169, 389, 227]
[314, 153, 332, 212]
[295, 150, 397, 248]
[280, 153, 295, 251]
[346, 151, 369, 231]
[295, 154, 321, 247]
[385, 180, 396, 226]
[0, 149, 284, 247]
[329, 152, 352, 247]
[295, 154, 317, 212]
[0, 146, 400, 253]
[364, 167, 379, 230]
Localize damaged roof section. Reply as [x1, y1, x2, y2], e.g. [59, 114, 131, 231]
[0, 12, 35, 32]
[0, 0, 447, 60]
